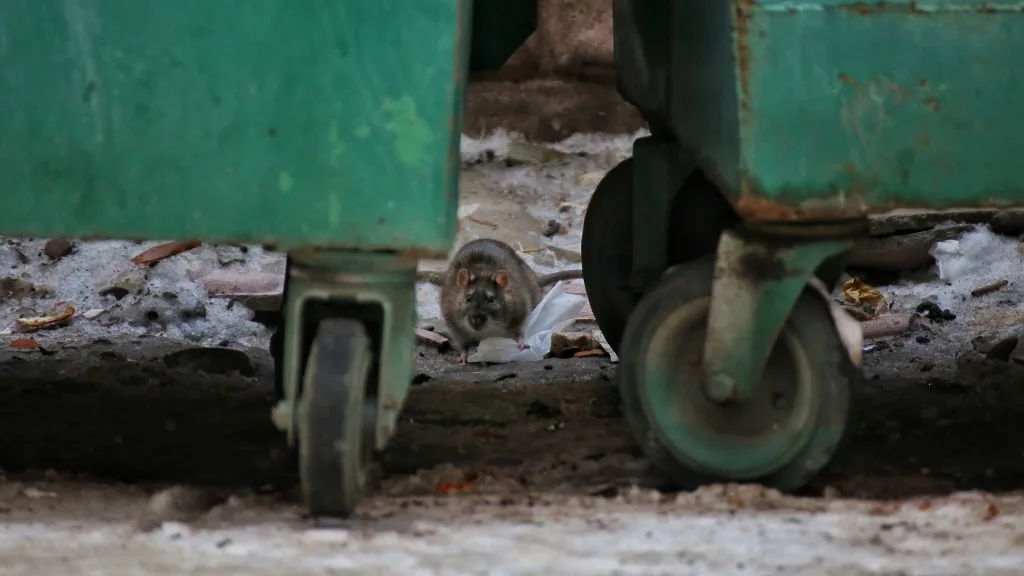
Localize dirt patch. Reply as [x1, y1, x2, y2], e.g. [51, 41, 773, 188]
[464, 79, 645, 142]
[2, 327, 1024, 503]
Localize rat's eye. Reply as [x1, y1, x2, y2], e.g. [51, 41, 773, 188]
[486, 294, 495, 303]
[465, 294, 473, 302]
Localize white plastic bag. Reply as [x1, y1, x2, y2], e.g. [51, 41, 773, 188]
[467, 281, 587, 363]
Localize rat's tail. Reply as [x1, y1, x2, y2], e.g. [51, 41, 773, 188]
[537, 269, 584, 287]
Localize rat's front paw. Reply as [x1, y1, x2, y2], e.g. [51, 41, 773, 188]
[516, 341, 531, 351]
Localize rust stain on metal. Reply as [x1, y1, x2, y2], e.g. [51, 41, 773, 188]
[842, 2, 889, 14]
[737, 251, 799, 283]
[735, 192, 811, 221]
[837, 73, 860, 89]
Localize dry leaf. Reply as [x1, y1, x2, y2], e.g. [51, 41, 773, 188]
[131, 240, 202, 266]
[17, 305, 76, 329]
[416, 328, 448, 346]
[9, 338, 38, 350]
[466, 215, 498, 228]
[842, 277, 885, 307]
[435, 482, 473, 495]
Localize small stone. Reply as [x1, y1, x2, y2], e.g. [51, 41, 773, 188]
[0, 278, 37, 303]
[179, 301, 207, 320]
[42, 238, 74, 261]
[100, 270, 148, 300]
[915, 334, 930, 344]
[542, 220, 562, 237]
[162, 347, 255, 377]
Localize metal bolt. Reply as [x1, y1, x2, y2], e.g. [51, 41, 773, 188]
[271, 401, 292, 431]
[706, 373, 736, 403]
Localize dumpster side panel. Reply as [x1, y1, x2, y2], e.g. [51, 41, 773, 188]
[0, 0, 469, 254]
[734, 0, 1024, 221]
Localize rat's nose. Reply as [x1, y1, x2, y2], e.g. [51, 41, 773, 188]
[468, 314, 487, 329]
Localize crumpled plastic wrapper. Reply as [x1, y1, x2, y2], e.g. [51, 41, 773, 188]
[467, 281, 587, 363]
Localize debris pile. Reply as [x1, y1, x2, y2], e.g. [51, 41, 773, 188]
[838, 223, 1024, 372]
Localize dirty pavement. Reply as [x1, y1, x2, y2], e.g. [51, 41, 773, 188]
[4, 132, 1024, 574]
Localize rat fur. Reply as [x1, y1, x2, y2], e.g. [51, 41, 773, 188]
[437, 239, 568, 363]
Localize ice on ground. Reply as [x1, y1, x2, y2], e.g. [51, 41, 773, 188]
[2, 496, 1024, 575]
[0, 240, 283, 348]
[872, 224, 1024, 332]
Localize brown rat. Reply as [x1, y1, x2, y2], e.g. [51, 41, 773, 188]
[432, 238, 581, 363]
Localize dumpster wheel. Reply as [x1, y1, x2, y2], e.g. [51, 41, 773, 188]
[297, 317, 375, 518]
[617, 256, 855, 492]
[581, 157, 739, 353]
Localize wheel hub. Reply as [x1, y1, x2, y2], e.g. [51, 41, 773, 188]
[639, 298, 818, 480]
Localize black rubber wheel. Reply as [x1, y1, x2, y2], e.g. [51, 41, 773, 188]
[298, 317, 373, 517]
[580, 158, 739, 352]
[617, 256, 857, 492]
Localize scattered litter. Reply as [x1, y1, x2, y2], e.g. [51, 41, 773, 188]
[435, 482, 474, 495]
[970, 279, 1008, 297]
[861, 313, 918, 340]
[505, 142, 568, 166]
[466, 215, 499, 228]
[457, 203, 480, 219]
[17, 304, 75, 330]
[915, 301, 956, 322]
[81, 308, 105, 319]
[842, 277, 885, 307]
[542, 220, 562, 237]
[0, 277, 40, 302]
[549, 331, 602, 358]
[416, 327, 449, 347]
[467, 281, 587, 363]
[42, 238, 74, 261]
[592, 330, 618, 363]
[131, 240, 202, 267]
[574, 349, 606, 358]
[9, 338, 38, 350]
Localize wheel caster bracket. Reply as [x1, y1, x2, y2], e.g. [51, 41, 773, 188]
[629, 136, 695, 295]
[702, 230, 852, 402]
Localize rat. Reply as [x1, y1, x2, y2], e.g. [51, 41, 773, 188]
[423, 238, 583, 363]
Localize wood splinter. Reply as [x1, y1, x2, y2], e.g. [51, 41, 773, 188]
[970, 279, 1008, 298]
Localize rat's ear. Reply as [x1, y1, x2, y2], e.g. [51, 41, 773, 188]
[456, 268, 470, 289]
[492, 270, 510, 290]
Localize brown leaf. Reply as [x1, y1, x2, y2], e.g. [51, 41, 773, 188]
[131, 240, 202, 266]
[17, 305, 75, 329]
[435, 482, 473, 495]
[10, 338, 38, 350]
